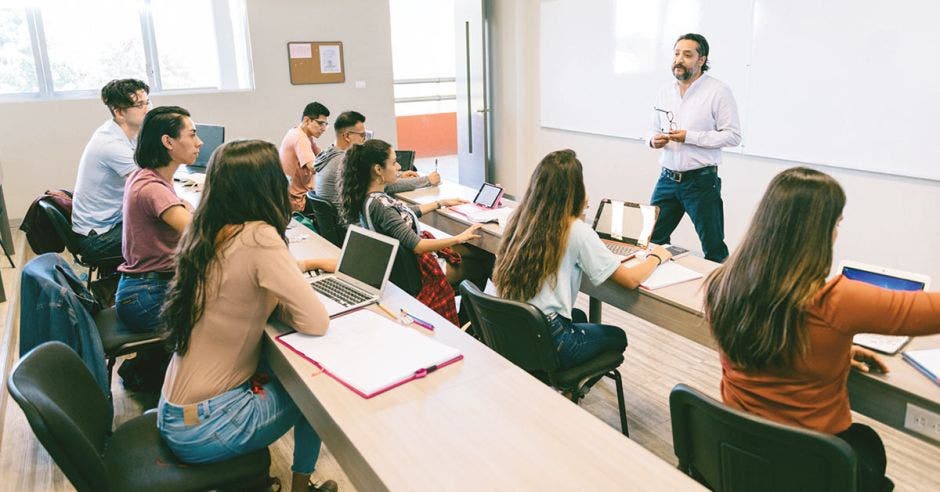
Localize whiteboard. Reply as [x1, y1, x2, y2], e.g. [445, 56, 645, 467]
[539, 0, 940, 181]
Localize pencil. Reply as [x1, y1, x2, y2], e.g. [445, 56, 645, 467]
[377, 302, 397, 320]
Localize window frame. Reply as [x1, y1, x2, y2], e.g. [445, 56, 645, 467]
[0, 0, 253, 103]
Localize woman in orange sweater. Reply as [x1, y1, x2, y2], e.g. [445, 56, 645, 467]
[704, 167, 940, 492]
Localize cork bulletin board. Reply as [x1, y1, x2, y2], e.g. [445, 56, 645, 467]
[287, 41, 345, 85]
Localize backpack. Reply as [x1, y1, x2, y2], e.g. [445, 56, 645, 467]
[20, 190, 74, 254]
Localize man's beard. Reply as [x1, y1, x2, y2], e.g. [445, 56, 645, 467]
[673, 64, 692, 81]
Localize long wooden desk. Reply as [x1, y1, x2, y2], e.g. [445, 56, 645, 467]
[396, 182, 940, 446]
[262, 222, 702, 491]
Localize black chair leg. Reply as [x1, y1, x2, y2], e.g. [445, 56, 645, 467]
[607, 369, 629, 437]
[107, 357, 116, 398]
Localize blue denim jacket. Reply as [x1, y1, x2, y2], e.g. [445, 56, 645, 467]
[19, 253, 109, 394]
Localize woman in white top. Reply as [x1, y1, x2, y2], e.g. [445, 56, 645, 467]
[493, 149, 671, 369]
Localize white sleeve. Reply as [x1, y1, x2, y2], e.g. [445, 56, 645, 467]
[573, 222, 621, 286]
[685, 85, 742, 149]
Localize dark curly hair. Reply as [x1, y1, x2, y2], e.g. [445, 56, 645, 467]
[338, 139, 393, 224]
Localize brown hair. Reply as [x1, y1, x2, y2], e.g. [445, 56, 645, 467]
[493, 149, 586, 302]
[704, 167, 846, 370]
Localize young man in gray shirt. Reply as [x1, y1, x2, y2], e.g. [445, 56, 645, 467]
[313, 111, 440, 209]
[72, 78, 152, 265]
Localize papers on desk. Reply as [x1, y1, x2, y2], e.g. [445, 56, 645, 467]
[902, 348, 940, 386]
[277, 309, 463, 398]
[449, 204, 513, 224]
[640, 261, 704, 290]
[173, 171, 206, 188]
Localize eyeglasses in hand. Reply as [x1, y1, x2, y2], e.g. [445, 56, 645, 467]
[654, 107, 678, 132]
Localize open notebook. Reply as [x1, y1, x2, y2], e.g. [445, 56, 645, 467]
[640, 261, 703, 290]
[277, 310, 463, 398]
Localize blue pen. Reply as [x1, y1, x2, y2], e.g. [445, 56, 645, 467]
[400, 308, 435, 331]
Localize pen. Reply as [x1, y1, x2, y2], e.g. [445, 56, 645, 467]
[376, 302, 397, 320]
[400, 308, 435, 331]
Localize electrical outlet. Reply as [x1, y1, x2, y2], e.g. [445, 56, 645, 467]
[903, 403, 940, 441]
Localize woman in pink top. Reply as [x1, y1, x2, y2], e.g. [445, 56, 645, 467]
[705, 167, 940, 492]
[115, 106, 200, 391]
[158, 140, 337, 492]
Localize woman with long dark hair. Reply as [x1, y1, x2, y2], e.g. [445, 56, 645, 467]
[493, 149, 670, 369]
[705, 167, 940, 491]
[338, 139, 482, 324]
[158, 140, 337, 492]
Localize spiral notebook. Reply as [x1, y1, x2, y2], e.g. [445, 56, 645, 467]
[277, 309, 463, 398]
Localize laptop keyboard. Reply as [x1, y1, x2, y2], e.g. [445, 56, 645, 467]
[606, 242, 642, 257]
[311, 277, 372, 306]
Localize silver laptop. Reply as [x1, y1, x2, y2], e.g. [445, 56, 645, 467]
[309, 225, 399, 317]
[591, 199, 659, 261]
[842, 260, 932, 355]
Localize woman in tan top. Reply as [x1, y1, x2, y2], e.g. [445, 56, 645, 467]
[157, 140, 337, 492]
[704, 167, 940, 492]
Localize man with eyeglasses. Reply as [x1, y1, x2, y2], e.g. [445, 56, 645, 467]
[646, 33, 741, 263]
[72, 78, 152, 272]
[279, 101, 331, 212]
[313, 110, 440, 210]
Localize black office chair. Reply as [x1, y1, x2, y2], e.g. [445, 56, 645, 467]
[37, 199, 120, 287]
[459, 280, 629, 436]
[94, 306, 169, 391]
[669, 383, 858, 491]
[306, 192, 347, 247]
[7, 342, 271, 492]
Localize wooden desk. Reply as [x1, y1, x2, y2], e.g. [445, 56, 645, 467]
[397, 182, 940, 446]
[263, 222, 702, 491]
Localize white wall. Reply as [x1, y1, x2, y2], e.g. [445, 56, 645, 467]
[0, 0, 396, 220]
[491, 0, 940, 281]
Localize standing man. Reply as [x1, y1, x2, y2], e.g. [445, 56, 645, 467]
[72, 78, 152, 267]
[647, 33, 741, 263]
[279, 101, 330, 213]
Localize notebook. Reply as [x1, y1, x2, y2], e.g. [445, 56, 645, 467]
[309, 225, 398, 317]
[591, 199, 659, 261]
[640, 261, 703, 290]
[277, 309, 463, 398]
[841, 260, 932, 355]
[902, 349, 940, 386]
[449, 183, 508, 223]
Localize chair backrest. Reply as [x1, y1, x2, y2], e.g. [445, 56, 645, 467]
[458, 280, 560, 380]
[37, 199, 83, 258]
[7, 342, 112, 492]
[306, 192, 347, 248]
[669, 383, 857, 492]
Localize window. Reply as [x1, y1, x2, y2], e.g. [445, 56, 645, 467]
[0, 0, 253, 101]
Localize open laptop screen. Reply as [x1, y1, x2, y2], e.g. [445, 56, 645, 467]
[842, 266, 927, 291]
[592, 200, 657, 246]
[191, 124, 225, 168]
[338, 229, 396, 290]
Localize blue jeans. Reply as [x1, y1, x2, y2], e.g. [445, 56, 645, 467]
[76, 223, 124, 266]
[115, 275, 169, 333]
[157, 362, 321, 474]
[548, 310, 627, 370]
[650, 167, 729, 263]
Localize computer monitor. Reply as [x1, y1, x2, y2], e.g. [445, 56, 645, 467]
[395, 150, 416, 171]
[191, 123, 225, 169]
